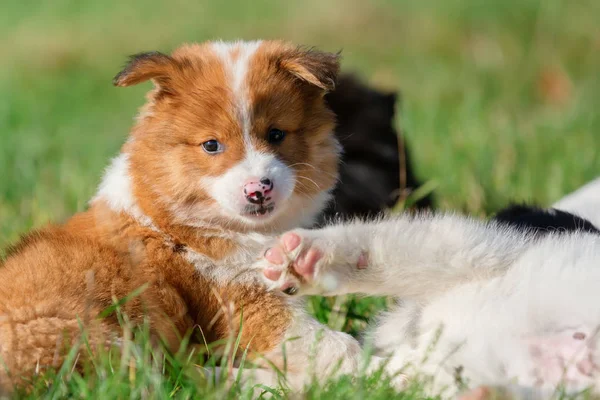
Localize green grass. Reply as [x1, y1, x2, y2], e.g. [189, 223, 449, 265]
[1, 0, 600, 398]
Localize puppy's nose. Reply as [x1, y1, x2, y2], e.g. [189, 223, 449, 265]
[243, 178, 274, 204]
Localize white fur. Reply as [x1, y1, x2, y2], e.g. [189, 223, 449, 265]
[92, 153, 155, 228]
[259, 303, 368, 388]
[182, 230, 272, 285]
[211, 40, 262, 147]
[202, 319, 377, 395]
[202, 148, 296, 227]
[260, 209, 600, 396]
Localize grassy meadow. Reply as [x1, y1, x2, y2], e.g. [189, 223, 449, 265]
[1, 0, 600, 398]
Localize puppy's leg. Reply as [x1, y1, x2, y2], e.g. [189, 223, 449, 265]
[254, 306, 391, 390]
[259, 214, 533, 300]
[195, 303, 370, 392]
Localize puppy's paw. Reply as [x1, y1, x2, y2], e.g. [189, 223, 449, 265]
[259, 230, 326, 296]
[259, 229, 367, 296]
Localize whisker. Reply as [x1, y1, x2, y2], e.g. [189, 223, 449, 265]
[289, 162, 338, 180]
[296, 175, 321, 191]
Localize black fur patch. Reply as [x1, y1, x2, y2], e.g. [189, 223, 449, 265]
[493, 203, 600, 235]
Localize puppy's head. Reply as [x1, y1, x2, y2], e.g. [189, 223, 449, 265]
[115, 41, 341, 231]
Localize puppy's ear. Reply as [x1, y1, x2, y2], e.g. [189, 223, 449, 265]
[279, 47, 341, 92]
[113, 51, 178, 91]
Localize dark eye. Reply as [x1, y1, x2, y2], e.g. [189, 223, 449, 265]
[201, 140, 223, 154]
[267, 128, 286, 144]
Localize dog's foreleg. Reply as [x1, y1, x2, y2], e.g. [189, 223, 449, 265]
[258, 214, 532, 300]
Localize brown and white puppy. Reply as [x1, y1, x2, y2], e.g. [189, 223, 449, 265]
[0, 40, 366, 391]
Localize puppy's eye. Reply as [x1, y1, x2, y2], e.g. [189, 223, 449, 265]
[267, 128, 286, 144]
[201, 140, 223, 154]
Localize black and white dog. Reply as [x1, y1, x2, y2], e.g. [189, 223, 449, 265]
[289, 71, 600, 398]
[260, 177, 600, 398]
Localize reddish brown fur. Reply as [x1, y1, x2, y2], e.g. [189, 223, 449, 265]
[248, 43, 340, 199]
[0, 40, 340, 390]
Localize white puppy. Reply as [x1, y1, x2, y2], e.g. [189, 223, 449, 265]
[259, 180, 600, 398]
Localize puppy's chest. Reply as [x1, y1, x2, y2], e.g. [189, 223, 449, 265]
[178, 232, 270, 286]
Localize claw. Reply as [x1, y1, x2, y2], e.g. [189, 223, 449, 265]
[283, 286, 298, 296]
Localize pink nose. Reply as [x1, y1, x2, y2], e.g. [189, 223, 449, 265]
[243, 178, 274, 204]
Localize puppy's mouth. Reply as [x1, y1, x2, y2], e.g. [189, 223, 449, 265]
[242, 203, 276, 218]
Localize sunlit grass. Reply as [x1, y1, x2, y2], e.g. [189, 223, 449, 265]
[1, 0, 599, 397]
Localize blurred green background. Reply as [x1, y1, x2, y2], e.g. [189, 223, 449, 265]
[2, 0, 600, 249]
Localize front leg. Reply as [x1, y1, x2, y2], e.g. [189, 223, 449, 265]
[259, 214, 533, 300]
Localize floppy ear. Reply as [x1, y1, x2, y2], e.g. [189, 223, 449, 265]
[112, 51, 178, 91]
[279, 47, 341, 92]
